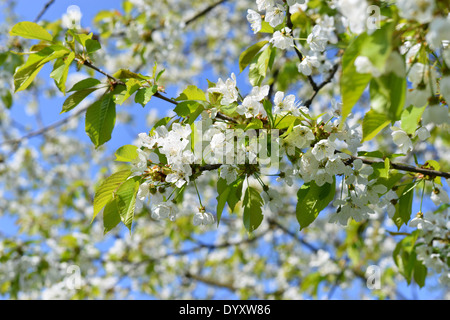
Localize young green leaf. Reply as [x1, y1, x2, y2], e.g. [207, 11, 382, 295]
[239, 40, 269, 73]
[85, 93, 117, 148]
[115, 145, 138, 162]
[102, 199, 121, 234]
[243, 186, 264, 233]
[115, 176, 141, 231]
[61, 88, 98, 113]
[362, 109, 391, 142]
[296, 179, 336, 230]
[68, 78, 102, 92]
[135, 85, 158, 107]
[93, 169, 132, 222]
[10, 21, 54, 42]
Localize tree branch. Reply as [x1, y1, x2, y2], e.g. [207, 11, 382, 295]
[303, 62, 339, 108]
[183, 0, 229, 27]
[34, 0, 56, 23]
[342, 152, 450, 179]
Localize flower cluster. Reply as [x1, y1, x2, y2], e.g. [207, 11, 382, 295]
[409, 209, 450, 286]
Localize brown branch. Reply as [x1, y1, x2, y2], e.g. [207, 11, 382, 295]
[183, 0, 229, 27]
[34, 0, 56, 23]
[303, 62, 339, 108]
[342, 152, 450, 179]
[286, 10, 318, 92]
[1, 104, 89, 146]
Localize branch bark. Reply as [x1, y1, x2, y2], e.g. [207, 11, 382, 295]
[34, 0, 56, 23]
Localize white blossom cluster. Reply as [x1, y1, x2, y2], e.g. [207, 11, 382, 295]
[409, 209, 450, 286]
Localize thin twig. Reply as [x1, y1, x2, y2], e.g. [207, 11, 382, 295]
[183, 0, 228, 27]
[34, 0, 56, 23]
[303, 63, 339, 108]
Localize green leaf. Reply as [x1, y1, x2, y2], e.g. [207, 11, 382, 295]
[93, 169, 132, 222]
[175, 85, 206, 101]
[340, 34, 372, 123]
[239, 40, 269, 73]
[400, 105, 426, 135]
[135, 85, 158, 107]
[393, 231, 420, 284]
[173, 100, 206, 122]
[249, 45, 271, 87]
[10, 21, 53, 42]
[392, 182, 415, 229]
[115, 79, 141, 105]
[243, 186, 264, 233]
[216, 178, 231, 226]
[115, 176, 141, 231]
[13, 46, 69, 92]
[61, 88, 97, 113]
[216, 178, 243, 226]
[85, 93, 117, 148]
[68, 78, 102, 92]
[341, 23, 394, 124]
[103, 199, 121, 234]
[115, 145, 138, 162]
[413, 259, 427, 288]
[113, 69, 149, 81]
[50, 51, 75, 94]
[259, 21, 274, 34]
[370, 72, 406, 121]
[85, 39, 101, 54]
[245, 118, 263, 130]
[296, 179, 335, 230]
[1, 91, 12, 109]
[362, 109, 391, 142]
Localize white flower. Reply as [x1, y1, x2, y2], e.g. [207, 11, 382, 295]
[440, 76, 450, 105]
[137, 132, 156, 149]
[207, 73, 238, 105]
[346, 159, 373, 185]
[249, 85, 270, 101]
[236, 96, 266, 118]
[265, 4, 285, 28]
[131, 148, 152, 175]
[431, 186, 450, 206]
[307, 25, 328, 52]
[284, 125, 315, 150]
[193, 209, 215, 226]
[287, 0, 307, 14]
[256, 0, 275, 11]
[298, 55, 320, 76]
[354, 56, 381, 77]
[62, 5, 82, 29]
[311, 139, 336, 161]
[422, 104, 450, 125]
[314, 168, 334, 186]
[409, 214, 434, 231]
[324, 155, 347, 176]
[166, 164, 191, 188]
[262, 189, 283, 212]
[273, 91, 297, 115]
[219, 165, 238, 184]
[426, 17, 450, 50]
[151, 202, 178, 221]
[415, 127, 430, 141]
[135, 181, 150, 210]
[396, 0, 435, 24]
[391, 127, 413, 154]
[270, 27, 294, 50]
[336, 0, 368, 35]
[247, 9, 262, 34]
